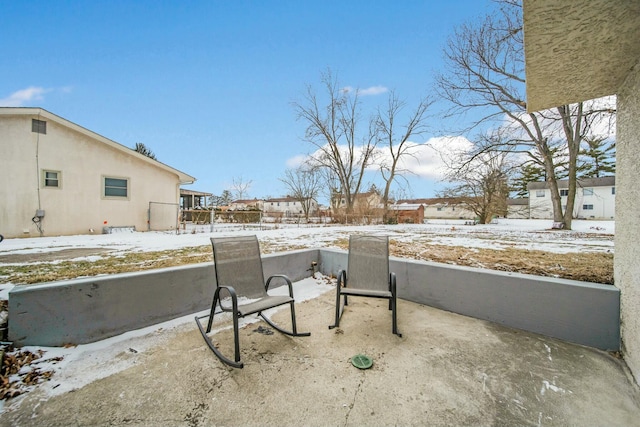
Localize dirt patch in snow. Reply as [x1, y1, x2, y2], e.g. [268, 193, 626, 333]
[0, 248, 113, 264]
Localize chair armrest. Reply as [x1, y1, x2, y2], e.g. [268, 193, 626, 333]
[266, 274, 294, 298]
[337, 270, 347, 288]
[215, 285, 239, 312]
[389, 272, 397, 294]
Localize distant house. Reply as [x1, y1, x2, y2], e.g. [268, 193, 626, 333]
[527, 176, 615, 219]
[507, 198, 530, 219]
[263, 196, 318, 218]
[0, 108, 195, 238]
[397, 198, 476, 220]
[228, 199, 263, 210]
[331, 191, 385, 215]
[389, 203, 425, 224]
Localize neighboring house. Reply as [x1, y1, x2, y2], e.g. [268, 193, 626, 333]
[523, 0, 639, 382]
[507, 198, 530, 219]
[0, 108, 195, 238]
[332, 191, 385, 215]
[527, 177, 615, 220]
[263, 196, 318, 218]
[398, 198, 476, 220]
[228, 199, 263, 210]
[389, 203, 425, 224]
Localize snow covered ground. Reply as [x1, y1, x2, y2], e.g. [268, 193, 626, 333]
[0, 218, 614, 259]
[0, 218, 615, 412]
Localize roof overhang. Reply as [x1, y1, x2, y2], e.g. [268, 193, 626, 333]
[0, 107, 196, 184]
[523, 0, 640, 112]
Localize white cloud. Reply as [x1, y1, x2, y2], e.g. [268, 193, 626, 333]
[383, 136, 473, 180]
[0, 86, 50, 107]
[286, 135, 473, 182]
[285, 154, 309, 168]
[341, 85, 388, 96]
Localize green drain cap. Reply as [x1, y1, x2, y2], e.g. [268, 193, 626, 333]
[351, 354, 373, 369]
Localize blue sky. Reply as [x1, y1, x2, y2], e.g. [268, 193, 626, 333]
[1, 0, 494, 203]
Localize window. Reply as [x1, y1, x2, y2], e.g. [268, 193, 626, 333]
[32, 119, 47, 134]
[536, 190, 545, 197]
[583, 204, 594, 210]
[437, 207, 443, 212]
[583, 188, 594, 196]
[612, 187, 616, 195]
[42, 170, 61, 188]
[103, 176, 129, 198]
[560, 189, 569, 197]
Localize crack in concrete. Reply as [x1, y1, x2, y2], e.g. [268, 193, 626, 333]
[343, 375, 366, 426]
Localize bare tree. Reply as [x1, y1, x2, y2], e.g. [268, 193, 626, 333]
[279, 166, 323, 220]
[436, 1, 614, 229]
[440, 145, 513, 224]
[376, 91, 434, 220]
[133, 142, 156, 160]
[293, 69, 377, 214]
[230, 176, 252, 201]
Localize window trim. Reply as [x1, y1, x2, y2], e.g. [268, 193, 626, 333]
[102, 175, 130, 200]
[41, 169, 61, 189]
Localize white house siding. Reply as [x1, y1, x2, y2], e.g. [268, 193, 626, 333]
[0, 110, 194, 237]
[423, 205, 475, 220]
[263, 198, 318, 217]
[528, 177, 615, 220]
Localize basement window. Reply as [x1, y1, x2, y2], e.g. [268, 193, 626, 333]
[32, 119, 47, 134]
[103, 176, 129, 199]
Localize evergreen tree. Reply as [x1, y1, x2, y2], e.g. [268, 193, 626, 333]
[511, 162, 545, 198]
[133, 142, 157, 160]
[579, 137, 616, 178]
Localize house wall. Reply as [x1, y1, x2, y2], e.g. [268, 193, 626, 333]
[0, 113, 182, 237]
[423, 205, 475, 220]
[529, 183, 615, 220]
[263, 199, 318, 216]
[615, 62, 640, 383]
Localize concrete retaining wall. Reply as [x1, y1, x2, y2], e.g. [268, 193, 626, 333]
[319, 249, 620, 351]
[9, 248, 619, 350]
[8, 249, 319, 347]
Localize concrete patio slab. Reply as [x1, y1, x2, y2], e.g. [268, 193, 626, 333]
[2, 291, 639, 426]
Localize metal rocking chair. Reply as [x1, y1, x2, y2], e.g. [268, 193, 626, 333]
[195, 235, 310, 368]
[329, 234, 402, 337]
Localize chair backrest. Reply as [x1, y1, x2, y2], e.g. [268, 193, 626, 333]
[347, 235, 390, 291]
[211, 235, 267, 299]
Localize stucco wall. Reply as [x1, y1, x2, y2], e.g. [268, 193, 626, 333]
[615, 62, 640, 383]
[0, 114, 182, 237]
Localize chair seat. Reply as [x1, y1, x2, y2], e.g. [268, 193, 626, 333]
[340, 288, 392, 298]
[238, 295, 294, 317]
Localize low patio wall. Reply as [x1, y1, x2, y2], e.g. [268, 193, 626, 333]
[8, 250, 319, 347]
[319, 249, 620, 351]
[9, 248, 620, 350]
